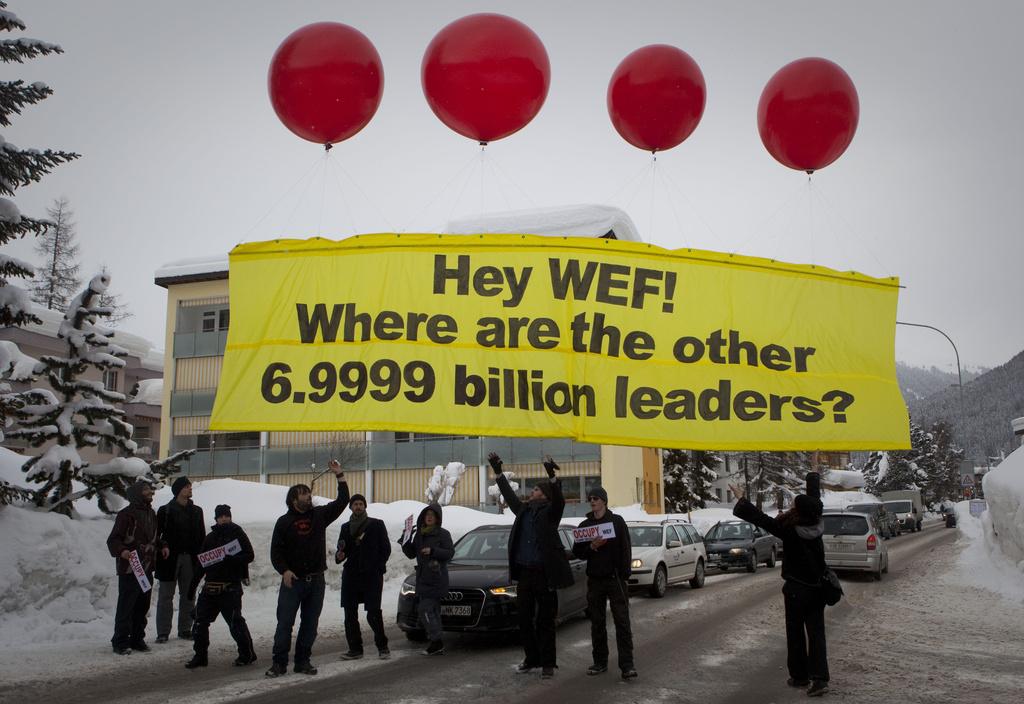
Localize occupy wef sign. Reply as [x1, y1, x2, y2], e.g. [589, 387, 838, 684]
[210, 234, 909, 451]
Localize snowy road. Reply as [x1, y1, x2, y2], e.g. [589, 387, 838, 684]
[4, 520, 1021, 704]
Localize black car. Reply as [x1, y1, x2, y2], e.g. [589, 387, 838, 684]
[704, 520, 780, 572]
[396, 524, 589, 640]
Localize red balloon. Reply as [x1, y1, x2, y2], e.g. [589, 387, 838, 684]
[607, 45, 706, 153]
[268, 22, 383, 145]
[422, 14, 550, 143]
[757, 58, 859, 173]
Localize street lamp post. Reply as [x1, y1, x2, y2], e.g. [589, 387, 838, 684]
[895, 320, 966, 435]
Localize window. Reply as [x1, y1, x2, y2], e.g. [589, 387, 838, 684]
[197, 432, 260, 450]
[102, 370, 119, 391]
[202, 311, 216, 332]
[218, 309, 229, 330]
[672, 525, 692, 545]
[685, 526, 702, 544]
[715, 488, 723, 501]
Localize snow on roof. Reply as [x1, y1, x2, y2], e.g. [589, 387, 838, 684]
[23, 305, 163, 372]
[822, 468, 866, 489]
[447, 204, 643, 242]
[128, 378, 162, 406]
[153, 254, 229, 281]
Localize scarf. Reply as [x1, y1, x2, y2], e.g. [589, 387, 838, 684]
[348, 511, 369, 536]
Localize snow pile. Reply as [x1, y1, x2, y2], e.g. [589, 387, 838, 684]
[128, 377, 162, 405]
[822, 468, 865, 489]
[447, 204, 642, 242]
[821, 490, 880, 508]
[950, 445, 1024, 603]
[615, 504, 739, 536]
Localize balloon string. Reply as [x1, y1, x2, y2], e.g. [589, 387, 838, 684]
[659, 160, 721, 246]
[605, 159, 656, 205]
[487, 151, 536, 208]
[284, 155, 322, 232]
[807, 174, 815, 265]
[238, 152, 323, 242]
[620, 160, 655, 221]
[399, 151, 479, 232]
[479, 145, 486, 217]
[331, 156, 398, 232]
[647, 153, 657, 241]
[317, 150, 329, 237]
[484, 153, 513, 211]
[326, 152, 359, 236]
[808, 179, 891, 276]
[732, 177, 808, 255]
[656, 164, 688, 247]
[443, 152, 480, 230]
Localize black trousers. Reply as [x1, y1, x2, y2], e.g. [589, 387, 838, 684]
[516, 567, 559, 668]
[783, 581, 829, 683]
[193, 583, 255, 658]
[112, 573, 153, 649]
[586, 575, 634, 670]
[344, 602, 388, 652]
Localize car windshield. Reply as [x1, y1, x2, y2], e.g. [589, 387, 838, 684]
[451, 530, 509, 563]
[884, 501, 913, 513]
[628, 526, 664, 547]
[706, 523, 753, 541]
[823, 515, 869, 536]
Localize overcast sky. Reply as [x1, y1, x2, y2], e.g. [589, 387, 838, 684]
[7, 0, 1022, 372]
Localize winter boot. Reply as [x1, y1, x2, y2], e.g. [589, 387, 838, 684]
[112, 646, 132, 656]
[788, 678, 810, 687]
[807, 680, 829, 697]
[378, 648, 391, 660]
[340, 650, 364, 660]
[422, 640, 444, 656]
[587, 664, 608, 675]
[294, 661, 318, 675]
[621, 668, 638, 680]
[265, 662, 287, 678]
[517, 661, 537, 674]
[541, 667, 555, 679]
[234, 652, 258, 667]
[129, 641, 150, 653]
[185, 654, 208, 669]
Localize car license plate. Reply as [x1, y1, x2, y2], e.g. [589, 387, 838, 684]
[825, 542, 854, 552]
[441, 605, 471, 617]
[707, 554, 719, 562]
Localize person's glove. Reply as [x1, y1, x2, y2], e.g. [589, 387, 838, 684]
[805, 472, 822, 499]
[487, 452, 503, 475]
[543, 455, 559, 478]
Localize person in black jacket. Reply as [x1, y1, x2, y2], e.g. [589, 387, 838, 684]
[185, 504, 256, 669]
[337, 494, 392, 660]
[489, 452, 573, 680]
[731, 472, 830, 697]
[155, 476, 205, 642]
[571, 487, 636, 680]
[107, 480, 167, 655]
[400, 503, 454, 656]
[266, 460, 350, 678]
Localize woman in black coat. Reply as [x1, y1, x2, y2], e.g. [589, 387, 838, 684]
[730, 474, 830, 697]
[400, 503, 454, 655]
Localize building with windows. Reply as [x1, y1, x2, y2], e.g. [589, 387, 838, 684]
[0, 305, 163, 462]
[154, 206, 664, 512]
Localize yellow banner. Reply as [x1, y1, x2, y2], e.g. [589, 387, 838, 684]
[210, 234, 909, 450]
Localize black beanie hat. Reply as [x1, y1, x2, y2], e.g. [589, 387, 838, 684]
[171, 476, 191, 497]
[587, 486, 609, 505]
[214, 504, 231, 519]
[534, 479, 553, 501]
[349, 494, 367, 508]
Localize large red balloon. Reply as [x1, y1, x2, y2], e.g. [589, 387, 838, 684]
[268, 22, 383, 146]
[422, 14, 550, 143]
[757, 58, 859, 173]
[607, 45, 706, 153]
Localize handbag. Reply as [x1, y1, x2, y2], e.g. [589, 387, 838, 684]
[822, 567, 843, 606]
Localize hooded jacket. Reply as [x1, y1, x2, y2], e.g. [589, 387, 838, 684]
[196, 521, 255, 584]
[401, 503, 454, 600]
[733, 498, 826, 587]
[107, 482, 162, 576]
[571, 508, 632, 579]
[495, 473, 574, 589]
[270, 479, 350, 577]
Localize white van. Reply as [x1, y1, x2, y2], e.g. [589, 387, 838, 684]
[881, 489, 924, 532]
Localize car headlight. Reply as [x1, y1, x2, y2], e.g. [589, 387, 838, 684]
[400, 582, 416, 596]
[729, 548, 748, 555]
[631, 558, 643, 569]
[489, 585, 517, 597]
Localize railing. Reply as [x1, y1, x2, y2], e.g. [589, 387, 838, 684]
[172, 330, 228, 358]
[169, 389, 217, 417]
[173, 435, 601, 476]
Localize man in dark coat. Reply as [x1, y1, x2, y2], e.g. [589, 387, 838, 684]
[155, 475, 205, 642]
[337, 494, 392, 660]
[266, 460, 350, 678]
[185, 504, 257, 670]
[400, 503, 454, 656]
[572, 486, 636, 680]
[489, 452, 573, 679]
[731, 472, 830, 697]
[107, 480, 167, 654]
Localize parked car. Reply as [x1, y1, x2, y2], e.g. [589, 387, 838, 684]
[396, 524, 588, 640]
[941, 504, 958, 528]
[822, 510, 889, 581]
[704, 520, 781, 573]
[626, 521, 707, 597]
[846, 502, 901, 539]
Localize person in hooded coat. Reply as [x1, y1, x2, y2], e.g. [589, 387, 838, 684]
[488, 452, 573, 679]
[107, 480, 167, 654]
[400, 503, 453, 656]
[730, 472, 831, 697]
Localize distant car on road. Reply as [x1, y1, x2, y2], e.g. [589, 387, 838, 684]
[846, 502, 901, 539]
[822, 510, 889, 581]
[396, 524, 588, 640]
[703, 520, 781, 573]
[882, 490, 924, 532]
[626, 521, 707, 597]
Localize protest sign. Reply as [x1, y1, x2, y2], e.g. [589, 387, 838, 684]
[197, 539, 242, 569]
[572, 522, 617, 543]
[128, 549, 152, 593]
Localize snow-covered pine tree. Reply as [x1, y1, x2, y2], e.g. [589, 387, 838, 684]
[736, 451, 807, 510]
[869, 421, 931, 494]
[861, 450, 888, 494]
[0, 2, 78, 327]
[925, 420, 963, 505]
[97, 264, 132, 325]
[8, 273, 178, 515]
[662, 448, 721, 512]
[487, 470, 518, 513]
[31, 196, 80, 311]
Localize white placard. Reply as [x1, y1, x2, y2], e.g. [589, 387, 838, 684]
[197, 539, 242, 568]
[401, 514, 415, 544]
[128, 549, 152, 593]
[572, 522, 616, 543]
